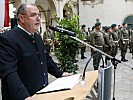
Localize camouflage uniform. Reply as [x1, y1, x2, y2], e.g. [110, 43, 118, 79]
[80, 25, 87, 59]
[43, 28, 53, 54]
[117, 28, 122, 49]
[129, 26, 133, 58]
[120, 27, 129, 61]
[129, 27, 133, 53]
[111, 30, 119, 57]
[90, 30, 104, 70]
[103, 30, 113, 64]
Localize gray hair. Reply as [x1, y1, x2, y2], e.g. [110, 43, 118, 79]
[17, 3, 36, 19]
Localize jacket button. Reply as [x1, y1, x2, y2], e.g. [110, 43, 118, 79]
[32, 41, 35, 43]
[43, 84, 46, 87]
[41, 62, 43, 65]
[44, 50, 47, 53]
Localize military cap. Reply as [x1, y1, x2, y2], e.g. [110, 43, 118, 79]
[122, 22, 127, 25]
[111, 24, 117, 28]
[130, 24, 133, 27]
[81, 24, 86, 28]
[105, 26, 111, 32]
[102, 26, 105, 29]
[104, 26, 108, 29]
[95, 22, 101, 27]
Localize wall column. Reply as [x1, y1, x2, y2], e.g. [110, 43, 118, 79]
[56, 0, 63, 18]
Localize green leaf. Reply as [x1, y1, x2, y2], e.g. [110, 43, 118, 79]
[55, 15, 82, 73]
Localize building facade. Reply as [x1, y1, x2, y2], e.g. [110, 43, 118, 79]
[10, 0, 133, 31]
[79, 0, 133, 27]
[10, 0, 77, 34]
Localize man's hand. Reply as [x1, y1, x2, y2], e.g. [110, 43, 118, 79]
[62, 72, 71, 77]
[25, 97, 33, 100]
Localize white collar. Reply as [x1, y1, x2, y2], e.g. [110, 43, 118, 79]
[18, 24, 34, 35]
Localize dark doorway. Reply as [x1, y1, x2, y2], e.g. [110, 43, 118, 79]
[123, 15, 133, 29]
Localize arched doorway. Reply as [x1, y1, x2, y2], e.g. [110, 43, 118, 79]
[63, 3, 73, 18]
[35, 0, 57, 25]
[10, 0, 21, 9]
[9, 0, 22, 29]
[123, 15, 133, 28]
[35, 0, 59, 40]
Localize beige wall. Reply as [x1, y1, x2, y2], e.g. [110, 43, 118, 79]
[9, 0, 133, 29]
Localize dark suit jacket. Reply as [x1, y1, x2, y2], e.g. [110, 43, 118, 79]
[0, 27, 63, 100]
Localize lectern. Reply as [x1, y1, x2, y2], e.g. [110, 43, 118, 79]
[32, 71, 98, 100]
[98, 62, 112, 100]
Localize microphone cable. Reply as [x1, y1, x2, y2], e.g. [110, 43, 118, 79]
[82, 52, 105, 80]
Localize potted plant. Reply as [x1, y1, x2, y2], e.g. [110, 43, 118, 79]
[55, 15, 81, 73]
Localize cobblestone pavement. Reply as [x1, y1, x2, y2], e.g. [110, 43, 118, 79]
[0, 48, 133, 100]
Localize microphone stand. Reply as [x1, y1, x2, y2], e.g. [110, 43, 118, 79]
[69, 36, 133, 100]
[112, 59, 118, 100]
[50, 26, 133, 99]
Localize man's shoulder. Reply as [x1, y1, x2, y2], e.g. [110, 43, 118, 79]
[0, 28, 19, 44]
[112, 31, 116, 35]
[2, 27, 18, 36]
[121, 28, 127, 32]
[91, 30, 97, 34]
[104, 32, 108, 36]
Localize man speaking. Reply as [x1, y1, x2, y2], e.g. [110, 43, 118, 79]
[0, 4, 69, 100]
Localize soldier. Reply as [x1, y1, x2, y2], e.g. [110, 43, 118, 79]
[129, 25, 133, 53]
[111, 24, 119, 58]
[104, 26, 113, 64]
[129, 25, 133, 58]
[88, 27, 91, 34]
[43, 26, 54, 53]
[91, 26, 95, 32]
[120, 23, 129, 62]
[90, 22, 104, 70]
[87, 27, 91, 41]
[102, 26, 106, 32]
[43, 26, 54, 41]
[80, 24, 87, 59]
[87, 26, 95, 43]
[117, 25, 122, 50]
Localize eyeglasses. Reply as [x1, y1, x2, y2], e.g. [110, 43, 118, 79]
[21, 13, 41, 18]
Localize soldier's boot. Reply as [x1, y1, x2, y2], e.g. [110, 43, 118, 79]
[81, 48, 87, 59]
[121, 56, 124, 61]
[94, 67, 98, 70]
[124, 56, 128, 61]
[105, 59, 107, 65]
[129, 49, 132, 53]
[121, 56, 128, 62]
[121, 56, 127, 62]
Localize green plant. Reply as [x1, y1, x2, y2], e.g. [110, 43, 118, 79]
[55, 15, 81, 73]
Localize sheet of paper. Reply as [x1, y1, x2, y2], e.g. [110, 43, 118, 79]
[37, 74, 81, 94]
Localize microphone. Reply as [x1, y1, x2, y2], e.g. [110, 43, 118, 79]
[49, 26, 76, 37]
